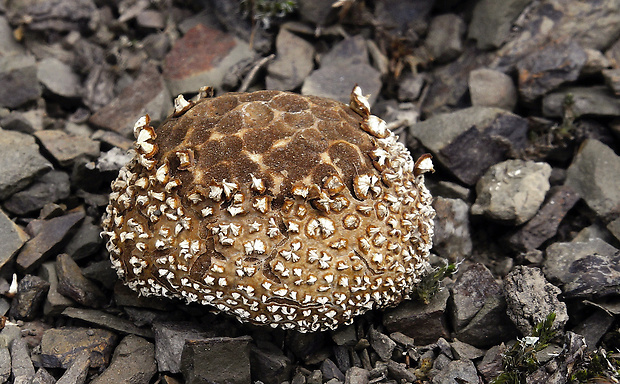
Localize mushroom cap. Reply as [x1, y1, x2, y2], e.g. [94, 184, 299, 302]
[101, 87, 435, 332]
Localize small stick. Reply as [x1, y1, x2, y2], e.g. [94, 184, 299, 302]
[238, 54, 276, 92]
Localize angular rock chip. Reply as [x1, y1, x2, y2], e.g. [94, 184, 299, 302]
[40, 327, 116, 369]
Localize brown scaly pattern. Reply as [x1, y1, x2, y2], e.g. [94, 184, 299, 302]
[101, 86, 435, 332]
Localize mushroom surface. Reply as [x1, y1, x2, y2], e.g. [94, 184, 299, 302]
[101, 86, 435, 332]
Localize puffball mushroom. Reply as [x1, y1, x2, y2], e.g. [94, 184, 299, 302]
[101, 86, 435, 332]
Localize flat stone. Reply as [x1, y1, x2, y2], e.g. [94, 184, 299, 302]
[468, 0, 532, 49]
[163, 24, 254, 95]
[56, 349, 90, 384]
[449, 263, 502, 331]
[321, 358, 345, 382]
[34, 130, 100, 167]
[386, 360, 416, 382]
[431, 359, 478, 384]
[32, 368, 57, 384]
[450, 339, 485, 360]
[0, 54, 41, 109]
[0, 129, 53, 200]
[0, 344, 9, 383]
[425, 13, 465, 63]
[250, 341, 293, 384]
[3, 170, 71, 216]
[302, 62, 382, 106]
[39, 262, 74, 316]
[10, 337, 35, 383]
[345, 366, 370, 384]
[507, 185, 580, 251]
[6, 0, 96, 32]
[321, 35, 369, 68]
[90, 335, 156, 384]
[572, 309, 615, 352]
[517, 41, 587, 103]
[408, 107, 528, 185]
[61, 307, 153, 338]
[63, 216, 103, 260]
[56, 253, 106, 308]
[383, 287, 450, 345]
[89, 65, 172, 137]
[543, 86, 620, 118]
[330, 324, 357, 347]
[0, 109, 44, 134]
[432, 197, 472, 262]
[9, 275, 50, 321]
[469, 68, 517, 111]
[544, 238, 620, 299]
[0, 208, 29, 270]
[504, 266, 569, 335]
[153, 321, 211, 374]
[16, 211, 85, 273]
[266, 27, 315, 91]
[180, 336, 252, 384]
[136, 9, 165, 30]
[456, 294, 516, 347]
[476, 344, 505, 383]
[397, 73, 425, 102]
[471, 160, 552, 225]
[37, 57, 82, 99]
[368, 327, 396, 362]
[565, 139, 620, 220]
[39, 327, 116, 369]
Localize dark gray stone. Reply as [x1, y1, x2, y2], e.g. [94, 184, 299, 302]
[345, 366, 369, 384]
[0, 344, 10, 383]
[525, 332, 586, 384]
[456, 294, 517, 348]
[508, 185, 580, 251]
[386, 360, 416, 382]
[449, 263, 502, 331]
[153, 321, 211, 374]
[56, 349, 90, 384]
[374, 0, 433, 34]
[471, 160, 552, 225]
[0, 208, 29, 271]
[37, 57, 82, 99]
[544, 239, 620, 299]
[476, 344, 505, 383]
[468, 0, 531, 49]
[61, 307, 153, 338]
[425, 14, 465, 63]
[543, 86, 620, 118]
[56, 253, 106, 308]
[34, 130, 100, 167]
[572, 309, 615, 352]
[32, 368, 57, 384]
[383, 286, 450, 345]
[9, 274, 50, 321]
[431, 359, 478, 384]
[6, 0, 96, 32]
[0, 109, 44, 134]
[504, 266, 568, 335]
[469, 68, 517, 111]
[39, 261, 74, 316]
[16, 211, 85, 273]
[408, 107, 529, 185]
[296, 0, 337, 25]
[565, 139, 620, 220]
[266, 27, 315, 91]
[90, 335, 156, 384]
[251, 341, 293, 384]
[330, 324, 357, 347]
[397, 73, 425, 102]
[368, 327, 396, 362]
[432, 197, 472, 262]
[450, 339, 485, 361]
[40, 327, 116, 369]
[321, 358, 345, 382]
[63, 217, 103, 260]
[10, 337, 35, 384]
[3, 170, 71, 215]
[0, 54, 41, 109]
[302, 63, 381, 106]
[90, 65, 172, 137]
[0, 129, 52, 200]
[180, 336, 252, 384]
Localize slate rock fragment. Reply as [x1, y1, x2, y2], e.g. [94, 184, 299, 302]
[9, 275, 50, 321]
[469, 68, 517, 111]
[10, 337, 35, 384]
[180, 336, 252, 384]
[39, 327, 116, 369]
[266, 27, 315, 91]
[0, 54, 41, 109]
[565, 139, 620, 220]
[90, 335, 156, 384]
[468, 0, 532, 50]
[56, 349, 90, 384]
[3, 170, 71, 216]
[544, 239, 620, 299]
[432, 197, 472, 262]
[471, 160, 551, 225]
[0, 129, 52, 200]
[152, 321, 211, 374]
[430, 359, 478, 384]
[37, 57, 82, 99]
[504, 266, 568, 335]
[251, 341, 293, 384]
[34, 130, 100, 167]
[56, 253, 106, 308]
[0, 208, 29, 270]
[424, 14, 465, 63]
[39, 262, 74, 316]
[368, 327, 396, 362]
[543, 86, 620, 118]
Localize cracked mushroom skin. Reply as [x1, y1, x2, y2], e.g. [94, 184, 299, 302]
[101, 86, 435, 332]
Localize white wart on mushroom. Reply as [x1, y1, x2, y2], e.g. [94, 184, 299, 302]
[101, 86, 435, 332]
